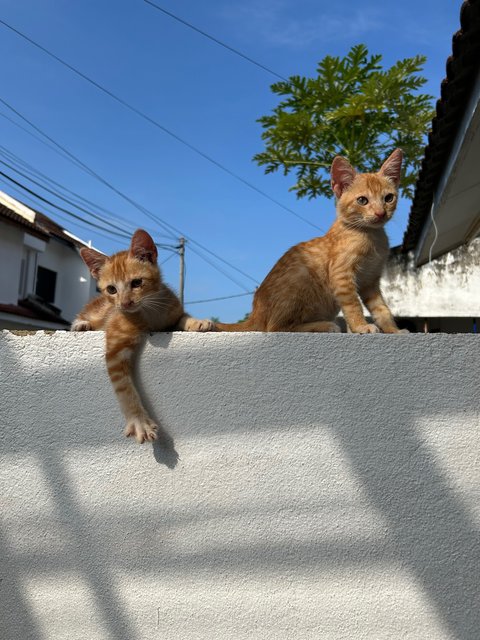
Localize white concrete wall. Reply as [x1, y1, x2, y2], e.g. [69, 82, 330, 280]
[0, 331, 479, 640]
[382, 238, 480, 318]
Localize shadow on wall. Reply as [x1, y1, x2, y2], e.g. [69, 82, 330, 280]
[0, 527, 44, 640]
[337, 374, 480, 640]
[0, 332, 479, 639]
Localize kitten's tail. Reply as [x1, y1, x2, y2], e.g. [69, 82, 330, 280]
[215, 317, 257, 332]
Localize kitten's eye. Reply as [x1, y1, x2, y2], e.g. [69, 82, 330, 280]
[357, 196, 368, 206]
[106, 285, 117, 295]
[131, 279, 142, 289]
[385, 193, 395, 203]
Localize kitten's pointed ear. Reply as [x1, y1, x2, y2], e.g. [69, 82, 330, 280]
[129, 229, 158, 264]
[379, 148, 403, 187]
[331, 156, 356, 198]
[80, 247, 107, 279]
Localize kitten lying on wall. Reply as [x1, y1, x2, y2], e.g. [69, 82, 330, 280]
[216, 149, 407, 335]
[72, 229, 214, 444]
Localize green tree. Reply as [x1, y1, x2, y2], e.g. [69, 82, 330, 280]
[254, 44, 434, 200]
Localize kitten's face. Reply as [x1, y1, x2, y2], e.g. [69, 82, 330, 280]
[98, 252, 161, 313]
[81, 229, 162, 313]
[337, 173, 398, 229]
[331, 148, 403, 230]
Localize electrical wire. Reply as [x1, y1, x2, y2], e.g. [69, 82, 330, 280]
[0, 18, 324, 233]
[187, 243, 252, 292]
[0, 170, 138, 240]
[0, 109, 87, 173]
[159, 251, 177, 266]
[0, 156, 178, 250]
[185, 291, 254, 305]
[0, 158, 128, 237]
[0, 97, 259, 289]
[143, 0, 287, 81]
[0, 176, 127, 247]
[0, 142, 174, 239]
[0, 157, 255, 298]
[0, 167, 172, 254]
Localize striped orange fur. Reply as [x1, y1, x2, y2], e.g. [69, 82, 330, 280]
[72, 229, 214, 443]
[216, 149, 407, 335]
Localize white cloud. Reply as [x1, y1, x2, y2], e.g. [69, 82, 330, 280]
[222, 0, 383, 49]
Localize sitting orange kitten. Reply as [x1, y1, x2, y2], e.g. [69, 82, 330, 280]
[72, 229, 214, 443]
[216, 149, 407, 334]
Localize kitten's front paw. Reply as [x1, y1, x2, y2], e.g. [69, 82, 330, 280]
[184, 317, 215, 332]
[124, 417, 158, 444]
[71, 319, 92, 331]
[356, 323, 381, 334]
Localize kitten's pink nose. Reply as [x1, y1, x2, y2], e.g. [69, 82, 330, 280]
[374, 211, 386, 219]
[121, 300, 134, 309]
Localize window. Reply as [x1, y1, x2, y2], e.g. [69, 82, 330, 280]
[18, 258, 26, 297]
[35, 266, 57, 303]
[18, 247, 37, 298]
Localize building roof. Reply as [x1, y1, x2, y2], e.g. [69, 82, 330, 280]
[0, 201, 50, 240]
[0, 190, 92, 250]
[402, 0, 480, 253]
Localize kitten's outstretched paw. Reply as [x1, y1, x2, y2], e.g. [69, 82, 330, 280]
[184, 318, 215, 332]
[71, 319, 92, 331]
[124, 417, 158, 444]
[356, 323, 381, 334]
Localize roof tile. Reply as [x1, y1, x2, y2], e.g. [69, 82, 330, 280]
[402, 0, 480, 252]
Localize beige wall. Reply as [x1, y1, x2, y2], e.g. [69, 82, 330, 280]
[1, 331, 479, 640]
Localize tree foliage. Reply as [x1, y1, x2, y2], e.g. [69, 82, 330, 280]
[253, 44, 434, 200]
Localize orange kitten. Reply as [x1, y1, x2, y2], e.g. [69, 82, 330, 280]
[72, 229, 214, 443]
[216, 149, 407, 334]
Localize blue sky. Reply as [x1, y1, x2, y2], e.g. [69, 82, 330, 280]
[0, 0, 461, 321]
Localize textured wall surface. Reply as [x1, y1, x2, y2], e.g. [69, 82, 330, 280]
[0, 331, 479, 640]
[382, 237, 480, 317]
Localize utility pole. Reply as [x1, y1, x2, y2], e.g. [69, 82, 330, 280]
[178, 237, 185, 306]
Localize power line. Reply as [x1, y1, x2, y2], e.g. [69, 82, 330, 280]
[159, 251, 177, 266]
[0, 18, 324, 233]
[143, 0, 287, 81]
[0, 97, 258, 289]
[0, 176, 129, 247]
[0, 158, 128, 238]
[0, 167, 173, 252]
[0, 153, 177, 250]
[0, 142, 174, 239]
[0, 110, 86, 171]
[185, 291, 254, 305]
[0, 161, 255, 295]
[0, 169, 137, 240]
[187, 243, 251, 292]
[0, 159, 174, 250]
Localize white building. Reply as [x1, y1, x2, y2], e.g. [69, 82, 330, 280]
[0, 190, 97, 330]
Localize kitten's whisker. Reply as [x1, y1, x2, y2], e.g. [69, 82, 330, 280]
[141, 301, 172, 313]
